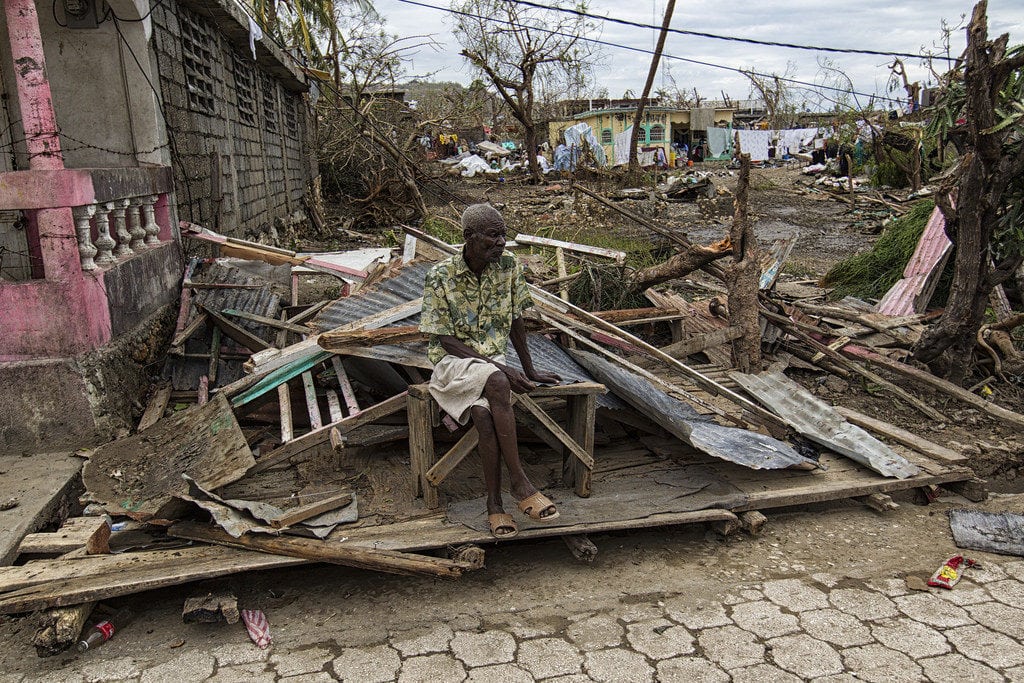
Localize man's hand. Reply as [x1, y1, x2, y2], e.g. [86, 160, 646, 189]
[525, 369, 560, 385]
[499, 365, 536, 394]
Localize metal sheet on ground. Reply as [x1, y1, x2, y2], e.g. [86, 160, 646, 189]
[729, 371, 920, 479]
[949, 508, 1024, 557]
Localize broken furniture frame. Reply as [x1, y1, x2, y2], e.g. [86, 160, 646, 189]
[408, 382, 606, 509]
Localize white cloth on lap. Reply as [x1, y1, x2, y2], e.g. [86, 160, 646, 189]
[429, 355, 506, 425]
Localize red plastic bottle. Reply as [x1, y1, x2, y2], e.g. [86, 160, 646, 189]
[77, 607, 132, 652]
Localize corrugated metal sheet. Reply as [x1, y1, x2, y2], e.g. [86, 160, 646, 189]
[169, 260, 283, 390]
[877, 206, 951, 316]
[729, 371, 920, 479]
[571, 350, 815, 470]
[309, 261, 625, 410]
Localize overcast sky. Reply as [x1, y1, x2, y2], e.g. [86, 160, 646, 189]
[371, 0, 1024, 107]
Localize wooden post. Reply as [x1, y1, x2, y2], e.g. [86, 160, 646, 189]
[565, 393, 596, 497]
[407, 385, 438, 508]
[301, 371, 322, 430]
[278, 383, 293, 443]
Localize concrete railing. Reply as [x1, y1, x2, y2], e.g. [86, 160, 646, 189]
[72, 194, 166, 271]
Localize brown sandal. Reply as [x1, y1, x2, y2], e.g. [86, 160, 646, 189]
[516, 492, 560, 521]
[488, 513, 519, 539]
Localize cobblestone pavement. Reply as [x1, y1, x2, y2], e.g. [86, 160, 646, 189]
[2, 498, 1023, 681]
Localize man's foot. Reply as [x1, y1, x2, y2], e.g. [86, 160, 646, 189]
[488, 513, 518, 538]
[516, 491, 560, 521]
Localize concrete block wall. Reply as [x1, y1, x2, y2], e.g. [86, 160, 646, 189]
[150, 0, 313, 238]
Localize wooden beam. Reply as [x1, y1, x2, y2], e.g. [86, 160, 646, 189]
[268, 492, 353, 529]
[833, 406, 965, 464]
[170, 311, 209, 349]
[301, 372, 322, 430]
[221, 309, 312, 335]
[513, 232, 626, 264]
[202, 306, 271, 352]
[18, 518, 111, 557]
[247, 392, 409, 474]
[408, 387, 439, 508]
[137, 384, 172, 431]
[660, 326, 743, 359]
[331, 357, 360, 415]
[516, 395, 594, 470]
[278, 383, 294, 443]
[424, 428, 479, 488]
[565, 393, 596, 497]
[168, 522, 471, 579]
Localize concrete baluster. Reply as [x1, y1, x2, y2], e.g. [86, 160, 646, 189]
[71, 205, 97, 271]
[127, 198, 145, 251]
[92, 202, 116, 266]
[142, 195, 160, 246]
[112, 199, 134, 257]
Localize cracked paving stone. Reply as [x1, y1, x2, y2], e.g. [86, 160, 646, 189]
[1002, 560, 1024, 581]
[390, 623, 455, 657]
[617, 601, 666, 624]
[945, 624, 1024, 669]
[968, 563, 1007, 584]
[966, 600, 1024, 640]
[206, 662, 275, 683]
[730, 663, 803, 683]
[828, 588, 899, 621]
[767, 634, 843, 679]
[841, 644, 923, 683]
[465, 663, 533, 683]
[865, 577, 911, 597]
[485, 608, 567, 639]
[450, 631, 517, 667]
[730, 601, 800, 639]
[656, 656, 729, 683]
[211, 642, 270, 667]
[919, 653, 1004, 682]
[812, 675, 860, 682]
[663, 598, 732, 630]
[936, 582, 992, 606]
[566, 613, 624, 650]
[516, 637, 581, 678]
[798, 608, 872, 647]
[139, 651, 215, 683]
[987, 578, 1024, 608]
[584, 649, 653, 683]
[625, 618, 695, 660]
[762, 578, 829, 612]
[280, 673, 334, 682]
[270, 647, 333, 677]
[331, 644, 401, 683]
[398, 653, 466, 683]
[871, 617, 950, 658]
[542, 676, 592, 683]
[78, 657, 143, 682]
[697, 625, 765, 670]
[893, 592, 973, 628]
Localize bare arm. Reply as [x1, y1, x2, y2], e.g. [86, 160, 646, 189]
[509, 317, 560, 385]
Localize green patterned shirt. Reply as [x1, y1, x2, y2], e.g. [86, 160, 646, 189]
[419, 252, 532, 365]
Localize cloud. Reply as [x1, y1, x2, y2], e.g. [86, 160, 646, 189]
[374, 0, 1024, 104]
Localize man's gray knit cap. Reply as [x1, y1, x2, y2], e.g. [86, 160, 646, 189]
[461, 203, 504, 232]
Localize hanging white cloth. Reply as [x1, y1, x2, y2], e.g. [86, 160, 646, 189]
[613, 126, 632, 166]
[707, 127, 730, 158]
[247, 16, 263, 60]
[736, 130, 771, 161]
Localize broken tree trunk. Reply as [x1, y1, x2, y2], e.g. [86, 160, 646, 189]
[630, 239, 733, 291]
[724, 152, 762, 372]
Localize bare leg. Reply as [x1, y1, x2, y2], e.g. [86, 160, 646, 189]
[470, 405, 504, 515]
[481, 371, 539, 503]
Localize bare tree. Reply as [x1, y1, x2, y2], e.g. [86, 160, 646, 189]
[452, 0, 597, 181]
[911, 0, 1024, 382]
[742, 62, 800, 130]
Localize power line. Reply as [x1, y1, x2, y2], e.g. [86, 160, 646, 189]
[504, 0, 952, 62]
[398, 0, 911, 106]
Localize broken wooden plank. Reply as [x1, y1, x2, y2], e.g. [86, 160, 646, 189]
[183, 590, 239, 624]
[562, 534, 598, 562]
[512, 232, 627, 264]
[832, 406, 966, 464]
[278, 383, 294, 443]
[33, 602, 96, 656]
[425, 429, 480, 487]
[167, 522, 472, 579]
[301, 372, 323, 430]
[221, 309, 312, 335]
[202, 306, 271, 353]
[331, 357, 360, 415]
[855, 493, 899, 512]
[268, 492, 353, 529]
[516, 395, 595, 470]
[659, 326, 743, 359]
[325, 390, 343, 422]
[739, 511, 767, 535]
[19, 517, 111, 557]
[138, 384, 172, 431]
[170, 311, 208, 349]
[319, 325, 426, 350]
[81, 394, 255, 521]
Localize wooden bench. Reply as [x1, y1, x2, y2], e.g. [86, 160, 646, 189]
[407, 382, 607, 509]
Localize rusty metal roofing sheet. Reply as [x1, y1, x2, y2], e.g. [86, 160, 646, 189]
[729, 371, 920, 479]
[571, 350, 814, 470]
[877, 206, 951, 316]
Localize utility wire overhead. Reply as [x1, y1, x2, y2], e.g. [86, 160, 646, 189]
[397, 0, 912, 106]
[503, 0, 954, 62]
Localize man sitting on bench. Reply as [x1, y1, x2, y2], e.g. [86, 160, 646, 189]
[419, 203, 561, 539]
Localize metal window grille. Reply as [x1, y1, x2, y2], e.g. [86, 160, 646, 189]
[600, 128, 613, 144]
[649, 124, 665, 142]
[179, 10, 217, 114]
[283, 95, 299, 139]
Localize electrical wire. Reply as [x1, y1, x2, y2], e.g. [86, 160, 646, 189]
[397, 0, 912, 106]
[503, 0, 953, 62]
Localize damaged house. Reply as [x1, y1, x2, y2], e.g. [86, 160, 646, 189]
[0, 0, 316, 449]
